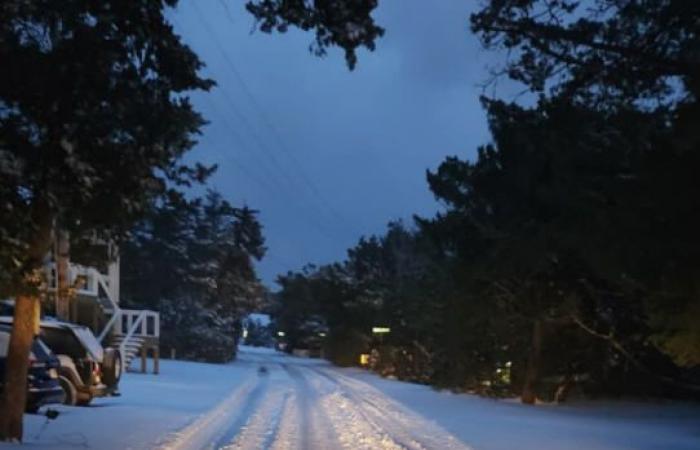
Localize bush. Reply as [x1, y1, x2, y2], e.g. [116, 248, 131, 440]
[325, 328, 369, 366]
[159, 297, 238, 363]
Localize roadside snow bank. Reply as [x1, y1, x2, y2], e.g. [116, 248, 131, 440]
[16, 357, 255, 450]
[338, 367, 700, 450]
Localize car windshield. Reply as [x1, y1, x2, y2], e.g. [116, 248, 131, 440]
[40, 327, 87, 360]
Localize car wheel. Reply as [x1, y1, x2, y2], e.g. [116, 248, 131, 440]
[102, 348, 122, 388]
[76, 394, 92, 407]
[59, 376, 78, 406]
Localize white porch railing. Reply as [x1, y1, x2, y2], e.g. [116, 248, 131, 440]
[46, 263, 116, 306]
[116, 309, 160, 339]
[45, 262, 159, 344]
[96, 308, 160, 342]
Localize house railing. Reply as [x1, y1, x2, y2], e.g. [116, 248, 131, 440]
[46, 264, 115, 303]
[45, 262, 159, 343]
[96, 308, 160, 342]
[117, 309, 160, 338]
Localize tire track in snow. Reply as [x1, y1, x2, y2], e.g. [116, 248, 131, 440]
[281, 363, 342, 449]
[157, 372, 263, 450]
[310, 365, 417, 443]
[213, 372, 270, 449]
[156, 350, 470, 450]
[309, 366, 471, 450]
[279, 364, 311, 450]
[299, 365, 408, 450]
[269, 389, 302, 450]
[220, 381, 290, 450]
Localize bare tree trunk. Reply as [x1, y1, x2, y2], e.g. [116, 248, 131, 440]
[56, 229, 71, 321]
[0, 295, 40, 441]
[521, 319, 543, 405]
[0, 197, 52, 442]
[554, 373, 575, 403]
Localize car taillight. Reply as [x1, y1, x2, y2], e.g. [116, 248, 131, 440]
[92, 360, 102, 384]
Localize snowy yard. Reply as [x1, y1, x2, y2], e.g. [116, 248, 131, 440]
[12, 346, 700, 450]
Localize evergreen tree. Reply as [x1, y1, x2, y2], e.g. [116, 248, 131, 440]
[245, 0, 384, 69]
[469, 0, 700, 371]
[0, 0, 213, 439]
[121, 190, 266, 362]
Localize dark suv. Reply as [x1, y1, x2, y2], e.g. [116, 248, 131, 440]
[0, 324, 65, 413]
[0, 318, 121, 406]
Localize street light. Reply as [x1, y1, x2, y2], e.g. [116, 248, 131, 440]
[277, 331, 285, 337]
[372, 326, 390, 345]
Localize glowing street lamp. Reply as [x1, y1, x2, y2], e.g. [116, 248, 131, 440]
[277, 331, 286, 337]
[372, 326, 390, 345]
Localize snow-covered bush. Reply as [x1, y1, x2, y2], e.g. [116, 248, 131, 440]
[159, 296, 239, 363]
[121, 190, 266, 363]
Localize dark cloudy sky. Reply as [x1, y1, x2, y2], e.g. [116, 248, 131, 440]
[169, 0, 511, 287]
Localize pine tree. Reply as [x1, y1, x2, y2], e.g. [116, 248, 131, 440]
[0, 1, 213, 439]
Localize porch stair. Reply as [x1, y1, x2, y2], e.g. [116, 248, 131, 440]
[108, 335, 146, 368]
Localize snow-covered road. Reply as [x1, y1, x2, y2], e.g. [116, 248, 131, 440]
[158, 349, 469, 450]
[16, 346, 700, 450]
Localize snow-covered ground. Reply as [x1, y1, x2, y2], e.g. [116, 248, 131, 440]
[11, 346, 700, 450]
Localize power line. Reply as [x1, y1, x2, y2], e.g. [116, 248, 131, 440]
[190, 1, 362, 236]
[198, 127, 276, 196]
[173, 10, 355, 244]
[195, 95, 344, 245]
[198, 93, 297, 197]
[217, 0, 236, 25]
[170, 7, 365, 270]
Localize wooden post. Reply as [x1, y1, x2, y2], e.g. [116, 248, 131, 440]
[107, 254, 120, 306]
[153, 347, 160, 375]
[140, 345, 147, 374]
[70, 297, 79, 325]
[55, 229, 71, 321]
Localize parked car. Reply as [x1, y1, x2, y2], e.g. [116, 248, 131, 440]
[0, 317, 122, 406]
[0, 324, 65, 413]
[0, 300, 13, 316]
